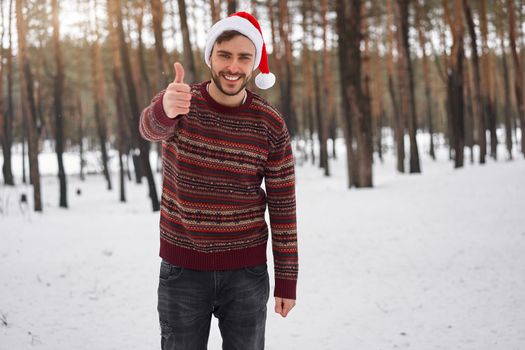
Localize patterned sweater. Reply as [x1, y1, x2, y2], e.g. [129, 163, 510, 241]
[139, 81, 298, 300]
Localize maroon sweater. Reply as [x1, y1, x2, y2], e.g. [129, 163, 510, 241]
[139, 81, 298, 299]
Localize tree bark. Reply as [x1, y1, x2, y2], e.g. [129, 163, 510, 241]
[444, 0, 465, 168]
[478, 0, 490, 162]
[3, 0, 15, 185]
[227, 0, 236, 14]
[386, 0, 404, 173]
[497, 0, 514, 159]
[92, 0, 112, 191]
[508, 0, 525, 156]
[16, 0, 42, 211]
[52, 0, 68, 208]
[395, 0, 421, 173]
[463, 0, 486, 164]
[320, 0, 331, 175]
[415, 0, 435, 160]
[336, 0, 356, 187]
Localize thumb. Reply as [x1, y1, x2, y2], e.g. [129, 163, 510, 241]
[173, 62, 185, 84]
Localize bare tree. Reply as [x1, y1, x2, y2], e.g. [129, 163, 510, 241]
[415, 0, 436, 160]
[443, 0, 466, 168]
[508, 0, 525, 156]
[91, 0, 112, 191]
[52, 0, 68, 208]
[336, 0, 373, 187]
[16, 0, 42, 211]
[395, 0, 421, 173]
[497, 0, 514, 159]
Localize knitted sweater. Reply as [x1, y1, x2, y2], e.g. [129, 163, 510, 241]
[139, 81, 298, 300]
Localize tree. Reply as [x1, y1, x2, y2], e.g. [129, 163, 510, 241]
[52, 0, 68, 208]
[444, 0, 466, 168]
[16, 0, 42, 211]
[415, 0, 436, 160]
[336, 0, 373, 187]
[507, 0, 525, 156]
[91, 0, 113, 191]
[395, 0, 421, 173]
[462, 0, 484, 165]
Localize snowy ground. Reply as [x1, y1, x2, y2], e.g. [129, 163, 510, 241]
[1, 139, 525, 349]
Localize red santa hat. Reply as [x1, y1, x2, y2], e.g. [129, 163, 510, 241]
[204, 11, 276, 90]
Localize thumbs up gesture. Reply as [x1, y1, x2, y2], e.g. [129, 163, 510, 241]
[162, 62, 191, 119]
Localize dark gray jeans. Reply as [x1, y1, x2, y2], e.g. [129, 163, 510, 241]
[157, 259, 270, 350]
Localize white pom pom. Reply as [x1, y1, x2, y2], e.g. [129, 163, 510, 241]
[255, 72, 276, 89]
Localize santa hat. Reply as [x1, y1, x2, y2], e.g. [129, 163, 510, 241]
[204, 11, 276, 89]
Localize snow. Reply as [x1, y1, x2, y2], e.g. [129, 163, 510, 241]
[1, 139, 525, 349]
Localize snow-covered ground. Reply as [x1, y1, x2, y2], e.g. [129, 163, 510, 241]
[1, 139, 524, 349]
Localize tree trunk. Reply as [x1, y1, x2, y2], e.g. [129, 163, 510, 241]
[114, 0, 160, 211]
[478, 0, 490, 162]
[227, 0, 236, 14]
[464, 59, 475, 163]
[52, 0, 68, 208]
[320, 0, 331, 175]
[91, 0, 112, 191]
[386, 0, 404, 172]
[1, 0, 15, 185]
[209, 0, 220, 23]
[177, 0, 197, 83]
[16, 0, 42, 211]
[336, 0, 356, 187]
[463, 0, 486, 164]
[444, 0, 465, 168]
[497, 1, 514, 159]
[76, 90, 85, 181]
[395, 0, 421, 173]
[415, 0, 436, 160]
[508, 0, 525, 156]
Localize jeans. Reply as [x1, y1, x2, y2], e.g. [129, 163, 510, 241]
[157, 259, 270, 350]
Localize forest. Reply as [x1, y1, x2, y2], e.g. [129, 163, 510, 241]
[0, 0, 524, 212]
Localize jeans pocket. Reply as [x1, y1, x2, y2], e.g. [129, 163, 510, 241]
[160, 259, 184, 281]
[244, 262, 268, 277]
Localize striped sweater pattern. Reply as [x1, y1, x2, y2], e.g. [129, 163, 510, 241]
[139, 81, 298, 299]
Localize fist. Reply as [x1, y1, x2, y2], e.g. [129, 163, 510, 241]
[162, 62, 191, 119]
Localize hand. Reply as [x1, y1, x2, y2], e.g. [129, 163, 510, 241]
[162, 62, 191, 119]
[274, 297, 296, 318]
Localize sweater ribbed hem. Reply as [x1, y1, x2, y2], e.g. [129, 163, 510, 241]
[153, 91, 180, 127]
[274, 278, 297, 300]
[160, 238, 268, 271]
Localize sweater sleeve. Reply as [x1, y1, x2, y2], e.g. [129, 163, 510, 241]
[139, 90, 182, 141]
[264, 121, 299, 300]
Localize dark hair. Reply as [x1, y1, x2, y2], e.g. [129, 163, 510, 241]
[215, 30, 249, 44]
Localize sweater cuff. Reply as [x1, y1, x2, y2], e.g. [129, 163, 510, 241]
[274, 278, 297, 300]
[153, 91, 179, 127]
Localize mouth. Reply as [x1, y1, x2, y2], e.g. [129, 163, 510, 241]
[221, 73, 242, 82]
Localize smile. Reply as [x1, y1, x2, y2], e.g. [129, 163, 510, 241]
[223, 74, 241, 81]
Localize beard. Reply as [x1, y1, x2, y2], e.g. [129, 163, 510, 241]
[210, 66, 252, 96]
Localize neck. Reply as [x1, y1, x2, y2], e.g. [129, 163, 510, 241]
[208, 80, 246, 107]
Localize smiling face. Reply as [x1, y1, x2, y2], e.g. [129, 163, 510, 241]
[209, 34, 256, 97]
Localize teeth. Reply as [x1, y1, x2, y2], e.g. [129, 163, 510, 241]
[224, 75, 240, 81]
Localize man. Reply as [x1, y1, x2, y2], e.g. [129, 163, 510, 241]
[139, 11, 298, 350]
